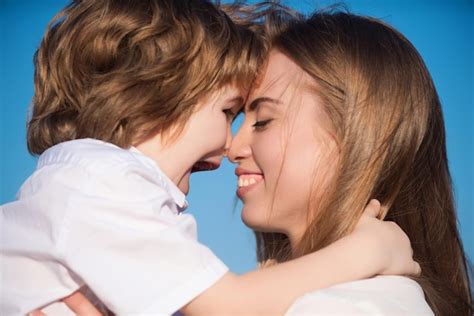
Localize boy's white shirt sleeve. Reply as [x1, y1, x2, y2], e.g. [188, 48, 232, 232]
[60, 163, 228, 314]
[1, 141, 228, 315]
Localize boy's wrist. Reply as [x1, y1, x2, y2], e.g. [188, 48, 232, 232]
[336, 231, 385, 278]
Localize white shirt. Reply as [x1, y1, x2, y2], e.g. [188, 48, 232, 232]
[285, 276, 433, 316]
[1, 139, 228, 315]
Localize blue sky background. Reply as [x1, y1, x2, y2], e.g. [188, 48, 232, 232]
[1, 0, 472, 274]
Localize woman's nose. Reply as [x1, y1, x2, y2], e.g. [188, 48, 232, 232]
[227, 126, 252, 163]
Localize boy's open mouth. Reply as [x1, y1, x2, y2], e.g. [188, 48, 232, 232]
[191, 161, 220, 173]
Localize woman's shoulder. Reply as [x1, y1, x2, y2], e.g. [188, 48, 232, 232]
[285, 276, 434, 315]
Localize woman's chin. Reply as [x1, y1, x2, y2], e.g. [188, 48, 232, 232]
[241, 209, 278, 233]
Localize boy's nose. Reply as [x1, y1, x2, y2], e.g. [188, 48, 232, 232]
[224, 125, 233, 152]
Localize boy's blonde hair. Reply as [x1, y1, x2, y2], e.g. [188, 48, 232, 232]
[28, 0, 263, 154]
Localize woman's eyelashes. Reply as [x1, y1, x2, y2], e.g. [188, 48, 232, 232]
[252, 118, 273, 131]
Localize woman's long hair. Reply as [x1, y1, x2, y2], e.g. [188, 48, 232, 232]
[254, 9, 472, 315]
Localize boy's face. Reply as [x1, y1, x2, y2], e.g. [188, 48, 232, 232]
[136, 84, 243, 194]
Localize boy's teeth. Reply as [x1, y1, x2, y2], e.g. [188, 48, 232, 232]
[238, 174, 263, 187]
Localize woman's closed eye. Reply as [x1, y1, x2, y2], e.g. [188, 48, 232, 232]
[252, 119, 273, 131]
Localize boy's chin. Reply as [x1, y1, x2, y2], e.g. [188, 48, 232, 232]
[180, 184, 189, 195]
[177, 174, 190, 195]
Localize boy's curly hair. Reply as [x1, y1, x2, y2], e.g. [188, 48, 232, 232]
[28, 0, 264, 154]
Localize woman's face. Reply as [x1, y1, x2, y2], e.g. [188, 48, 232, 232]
[228, 51, 338, 244]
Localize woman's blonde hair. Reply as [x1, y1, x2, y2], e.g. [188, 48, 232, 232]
[254, 8, 472, 315]
[28, 0, 264, 154]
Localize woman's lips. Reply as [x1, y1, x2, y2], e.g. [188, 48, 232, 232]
[235, 168, 264, 198]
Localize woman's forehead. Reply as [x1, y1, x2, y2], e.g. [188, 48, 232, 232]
[248, 52, 311, 104]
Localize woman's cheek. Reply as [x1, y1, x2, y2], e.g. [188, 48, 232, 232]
[253, 132, 284, 181]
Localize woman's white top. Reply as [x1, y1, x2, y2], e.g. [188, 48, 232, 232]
[286, 276, 433, 315]
[1, 139, 228, 315]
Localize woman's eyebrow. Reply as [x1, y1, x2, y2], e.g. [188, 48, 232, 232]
[247, 97, 282, 112]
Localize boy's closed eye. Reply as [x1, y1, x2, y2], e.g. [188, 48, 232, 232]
[224, 104, 245, 123]
[223, 108, 237, 121]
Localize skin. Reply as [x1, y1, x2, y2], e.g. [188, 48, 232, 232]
[27, 292, 101, 316]
[135, 84, 244, 194]
[229, 51, 339, 248]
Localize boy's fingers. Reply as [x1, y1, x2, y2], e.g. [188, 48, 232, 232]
[363, 199, 381, 218]
[27, 311, 45, 316]
[62, 289, 102, 316]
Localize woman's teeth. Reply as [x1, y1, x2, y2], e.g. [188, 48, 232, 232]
[238, 178, 256, 187]
[238, 174, 263, 187]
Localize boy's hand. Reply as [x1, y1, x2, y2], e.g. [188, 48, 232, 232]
[28, 288, 102, 316]
[352, 199, 421, 277]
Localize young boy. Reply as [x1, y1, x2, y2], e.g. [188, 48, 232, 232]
[0, 0, 418, 314]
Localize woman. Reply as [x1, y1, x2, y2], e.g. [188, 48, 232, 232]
[229, 8, 472, 315]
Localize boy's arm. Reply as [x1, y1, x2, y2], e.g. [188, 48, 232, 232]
[46, 200, 418, 315]
[181, 200, 420, 315]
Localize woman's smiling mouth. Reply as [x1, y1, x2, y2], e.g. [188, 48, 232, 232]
[235, 168, 264, 198]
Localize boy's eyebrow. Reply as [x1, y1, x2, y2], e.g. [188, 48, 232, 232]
[227, 96, 245, 107]
[247, 97, 282, 112]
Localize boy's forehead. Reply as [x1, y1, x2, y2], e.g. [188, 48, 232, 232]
[219, 84, 245, 97]
[209, 84, 246, 104]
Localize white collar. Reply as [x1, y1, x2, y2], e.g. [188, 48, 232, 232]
[129, 146, 188, 211]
